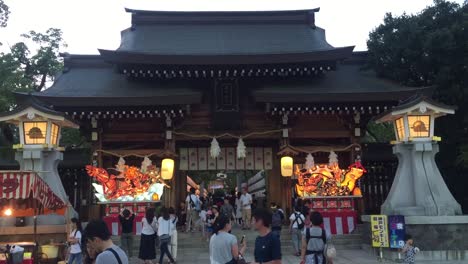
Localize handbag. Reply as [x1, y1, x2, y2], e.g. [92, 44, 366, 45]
[159, 219, 171, 244]
[225, 255, 247, 264]
[325, 236, 337, 259]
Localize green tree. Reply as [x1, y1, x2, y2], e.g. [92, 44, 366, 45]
[0, 0, 9, 28]
[0, 1, 83, 149]
[366, 0, 468, 167]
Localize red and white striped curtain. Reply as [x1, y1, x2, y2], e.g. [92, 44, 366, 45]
[0, 171, 65, 209]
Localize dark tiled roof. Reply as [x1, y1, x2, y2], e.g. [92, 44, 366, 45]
[29, 56, 202, 107]
[252, 64, 432, 103]
[99, 8, 354, 65]
[0, 95, 66, 119]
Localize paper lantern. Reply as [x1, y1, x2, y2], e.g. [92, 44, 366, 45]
[161, 158, 175, 180]
[281, 156, 293, 177]
[152, 193, 159, 201]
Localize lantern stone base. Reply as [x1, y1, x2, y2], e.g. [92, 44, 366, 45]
[14, 149, 76, 224]
[361, 215, 468, 261]
[381, 142, 462, 216]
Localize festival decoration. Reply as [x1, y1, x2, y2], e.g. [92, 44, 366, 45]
[86, 160, 170, 202]
[141, 156, 152, 173]
[237, 138, 246, 159]
[210, 137, 221, 158]
[295, 161, 366, 197]
[328, 151, 338, 166]
[116, 157, 126, 172]
[305, 153, 315, 169]
[281, 156, 294, 177]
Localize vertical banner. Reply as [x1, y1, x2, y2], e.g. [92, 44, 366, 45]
[370, 215, 389, 248]
[388, 215, 406, 249]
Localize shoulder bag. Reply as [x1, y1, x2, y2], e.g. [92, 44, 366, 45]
[325, 233, 337, 259]
[159, 219, 171, 244]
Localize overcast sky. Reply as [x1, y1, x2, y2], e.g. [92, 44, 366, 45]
[1, 0, 464, 53]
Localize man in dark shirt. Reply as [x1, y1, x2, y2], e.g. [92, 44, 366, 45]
[252, 208, 282, 264]
[220, 198, 235, 220]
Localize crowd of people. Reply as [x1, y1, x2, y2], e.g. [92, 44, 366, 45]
[61, 186, 419, 264]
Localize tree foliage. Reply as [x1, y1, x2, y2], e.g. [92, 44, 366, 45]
[0, 0, 9, 28]
[0, 1, 76, 148]
[366, 0, 468, 167]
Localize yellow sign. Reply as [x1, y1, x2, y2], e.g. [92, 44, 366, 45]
[371, 215, 389, 248]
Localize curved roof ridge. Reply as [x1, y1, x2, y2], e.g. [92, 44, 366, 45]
[124, 7, 320, 15]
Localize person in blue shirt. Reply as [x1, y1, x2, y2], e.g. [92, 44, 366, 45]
[252, 208, 282, 264]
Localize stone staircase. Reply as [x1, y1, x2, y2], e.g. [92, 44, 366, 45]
[111, 224, 364, 258]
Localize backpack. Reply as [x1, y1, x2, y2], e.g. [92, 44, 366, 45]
[272, 211, 282, 228]
[293, 213, 305, 230]
[189, 195, 201, 212]
[305, 227, 326, 251]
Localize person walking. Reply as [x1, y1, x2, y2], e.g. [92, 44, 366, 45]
[270, 203, 285, 239]
[209, 216, 247, 264]
[168, 207, 178, 262]
[186, 187, 201, 232]
[67, 217, 83, 264]
[139, 207, 158, 264]
[118, 208, 135, 258]
[252, 208, 282, 264]
[300, 212, 330, 264]
[177, 201, 187, 230]
[157, 207, 176, 264]
[240, 188, 252, 230]
[289, 206, 305, 257]
[84, 220, 129, 264]
[220, 197, 235, 220]
[235, 192, 243, 227]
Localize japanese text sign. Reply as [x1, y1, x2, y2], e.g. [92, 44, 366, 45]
[371, 215, 389, 248]
[388, 215, 406, 249]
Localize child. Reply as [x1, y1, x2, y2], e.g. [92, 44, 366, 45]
[199, 205, 208, 238]
[402, 235, 419, 264]
[204, 206, 215, 241]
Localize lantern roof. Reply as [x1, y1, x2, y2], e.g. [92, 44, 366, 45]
[0, 95, 78, 128]
[375, 95, 456, 123]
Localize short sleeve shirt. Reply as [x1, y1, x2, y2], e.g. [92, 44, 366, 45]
[254, 232, 282, 262]
[209, 232, 237, 264]
[186, 194, 199, 210]
[289, 213, 305, 229]
[69, 230, 82, 254]
[240, 194, 252, 209]
[96, 245, 129, 264]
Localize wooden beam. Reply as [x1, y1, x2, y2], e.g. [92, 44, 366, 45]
[98, 149, 165, 157]
[102, 133, 164, 142]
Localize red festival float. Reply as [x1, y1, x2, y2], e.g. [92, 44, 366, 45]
[86, 156, 172, 235]
[293, 151, 366, 235]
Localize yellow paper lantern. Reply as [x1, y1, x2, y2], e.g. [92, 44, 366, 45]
[152, 193, 159, 201]
[281, 156, 293, 177]
[161, 158, 175, 180]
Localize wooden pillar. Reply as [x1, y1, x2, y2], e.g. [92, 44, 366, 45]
[89, 118, 103, 219]
[267, 146, 283, 210]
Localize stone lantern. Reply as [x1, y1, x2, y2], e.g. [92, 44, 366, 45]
[376, 96, 462, 216]
[0, 97, 78, 223]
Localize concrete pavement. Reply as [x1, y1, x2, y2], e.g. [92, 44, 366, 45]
[122, 227, 466, 264]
